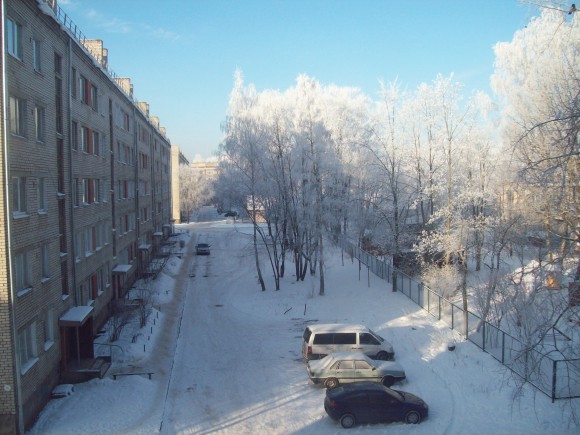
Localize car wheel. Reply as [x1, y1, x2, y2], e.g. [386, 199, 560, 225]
[382, 376, 395, 387]
[340, 413, 356, 428]
[376, 351, 389, 360]
[405, 410, 421, 424]
[324, 378, 339, 389]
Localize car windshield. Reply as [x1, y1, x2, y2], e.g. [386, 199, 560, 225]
[319, 354, 335, 367]
[369, 329, 384, 342]
[386, 389, 404, 401]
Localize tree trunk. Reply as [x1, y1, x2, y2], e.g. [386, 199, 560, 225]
[319, 234, 325, 296]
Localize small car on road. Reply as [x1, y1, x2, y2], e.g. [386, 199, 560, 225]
[195, 243, 210, 255]
[307, 352, 406, 389]
[324, 381, 428, 428]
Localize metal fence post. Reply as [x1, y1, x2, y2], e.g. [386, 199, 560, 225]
[501, 332, 505, 364]
[451, 302, 454, 329]
[552, 360, 557, 403]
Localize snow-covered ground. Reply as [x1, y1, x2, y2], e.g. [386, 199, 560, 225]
[28, 211, 577, 434]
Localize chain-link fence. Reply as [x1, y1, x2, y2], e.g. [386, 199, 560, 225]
[337, 237, 580, 402]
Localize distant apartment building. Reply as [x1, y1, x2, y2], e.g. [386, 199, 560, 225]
[1, 1, 174, 432]
[171, 145, 190, 224]
[190, 160, 218, 178]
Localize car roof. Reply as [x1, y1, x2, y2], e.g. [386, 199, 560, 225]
[323, 351, 369, 360]
[326, 381, 390, 397]
[306, 323, 368, 333]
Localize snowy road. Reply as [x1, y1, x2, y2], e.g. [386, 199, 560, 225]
[160, 223, 320, 434]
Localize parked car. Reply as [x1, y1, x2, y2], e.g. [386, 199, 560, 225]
[224, 211, 238, 217]
[302, 323, 394, 361]
[324, 382, 428, 428]
[306, 352, 405, 388]
[195, 243, 210, 255]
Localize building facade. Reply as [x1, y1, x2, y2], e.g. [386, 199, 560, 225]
[171, 145, 190, 224]
[1, 1, 173, 432]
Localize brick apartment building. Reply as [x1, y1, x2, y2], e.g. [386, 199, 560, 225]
[1, 1, 177, 432]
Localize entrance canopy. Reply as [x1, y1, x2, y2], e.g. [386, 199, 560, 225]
[59, 306, 94, 327]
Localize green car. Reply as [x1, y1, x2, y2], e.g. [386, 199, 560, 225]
[307, 352, 406, 389]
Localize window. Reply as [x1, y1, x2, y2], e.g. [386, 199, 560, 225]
[60, 262, 69, 296]
[32, 39, 41, 72]
[123, 111, 130, 131]
[9, 96, 25, 136]
[44, 310, 54, 348]
[34, 105, 45, 143]
[368, 392, 396, 405]
[54, 53, 62, 75]
[11, 176, 27, 215]
[79, 75, 89, 105]
[90, 84, 98, 111]
[18, 323, 37, 372]
[359, 333, 380, 345]
[81, 126, 89, 152]
[71, 68, 77, 98]
[313, 333, 333, 345]
[55, 75, 63, 134]
[354, 360, 372, 370]
[104, 223, 110, 245]
[71, 121, 78, 150]
[92, 130, 99, 156]
[97, 269, 104, 294]
[95, 223, 102, 250]
[91, 273, 98, 300]
[337, 360, 354, 370]
[6, 17, 22, 59]
[74, 231, 82, 262]
[82, 178, 89, 204]
[93, 179, 100, 203]
[345, 393, 369, 405]
[72, 178, 79, 207]
[84, 227, 94, 255]
[41, 243, 50, 279]
[141, 206, 148, 222]
[105, 262, 110, 287]
[334, 333, 356, 345]
[14, 252, 31, 292]
[37, 177, 46, 212]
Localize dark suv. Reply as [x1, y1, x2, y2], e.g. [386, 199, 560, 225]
[324, 382, 428, 428]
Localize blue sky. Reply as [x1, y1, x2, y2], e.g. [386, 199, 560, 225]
[59, 0, 542, 161]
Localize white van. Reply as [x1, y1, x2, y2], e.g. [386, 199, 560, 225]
[302, 323, 394, 361]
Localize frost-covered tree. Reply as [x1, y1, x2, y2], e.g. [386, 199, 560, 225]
[221, 70, 267, 291]
[179, 164, 214, 222]
[492, 8, 580, 275]
[491, 7, 580, 414]
[361, 81, 417, 263]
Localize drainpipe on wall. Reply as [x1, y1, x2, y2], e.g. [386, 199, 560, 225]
[67, 37, 79, 305]
[133, 106, 140, 257]
[1, 2, 25, 432]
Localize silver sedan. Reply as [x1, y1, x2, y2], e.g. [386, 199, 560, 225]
[307, 352, 406, 389]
